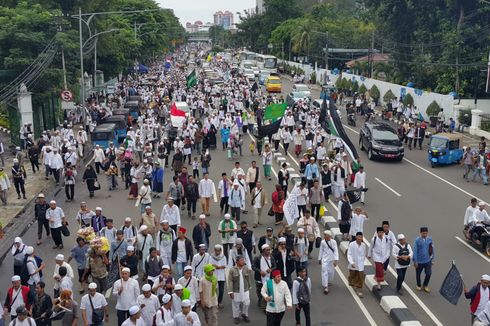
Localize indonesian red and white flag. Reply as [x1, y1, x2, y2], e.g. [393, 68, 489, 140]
[170, 102, 186, 128]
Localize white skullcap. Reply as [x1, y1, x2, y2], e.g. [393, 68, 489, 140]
[160, 220, 169, 224]
[124, 217, 132, 222]
[297, 228, 305, 233]
[324, 230, 332, 236]
[261, 244, 270, 250]
[129, 306, 140, 315]
[199, 214, 206, 219]
[142, 284, 151, 292]
[126, 246, 134, 252]
[121, 267, 131, 273]
[278, 237, 286, 243]
[50, 200, 56, 204]
[397, 234, 406, 240]
[224, 213, 231, 219]
[56, 254, 65, 260]
[88, 283, 97, 289]
[14, 237, 22, 243]
[482, 274, 490, 282]
[479, 202, 487, 206]
[95, 207, 102, 211]
[162, 293, 172, 304]
[11, 275, 20, 282]
[139, 225, 148, 232]
[181, 299, 192, 307]
[198, 243, 207, 249]
[184, 265, 193, 272]
[174, 284, 183, 291]
[161, 265, 170, 270]
[214, 244, 223, 250]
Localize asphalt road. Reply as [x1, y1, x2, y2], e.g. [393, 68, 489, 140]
[0, 117, 391, 325]
[278, 77, 490, 325]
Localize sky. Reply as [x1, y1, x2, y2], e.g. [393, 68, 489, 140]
[156, 0, 256, 25]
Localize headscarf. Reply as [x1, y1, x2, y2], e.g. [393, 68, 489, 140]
[204, 264, 217, 296]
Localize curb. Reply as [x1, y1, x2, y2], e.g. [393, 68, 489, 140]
[322, 215, 422, 326]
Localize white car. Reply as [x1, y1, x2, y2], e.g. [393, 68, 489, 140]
[292, 84, 312, 100]
[251, 66, 260, 76]
[243, 69, 256, 81]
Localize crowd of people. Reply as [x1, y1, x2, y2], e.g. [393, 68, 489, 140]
[0, 45, 489, 326]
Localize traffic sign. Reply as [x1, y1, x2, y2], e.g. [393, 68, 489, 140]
[60, 89, 73, 102]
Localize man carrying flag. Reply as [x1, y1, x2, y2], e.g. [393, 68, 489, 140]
[170, 103, 187, 128]
[257, 103, 287, 140]
[187, 69, 197, 89]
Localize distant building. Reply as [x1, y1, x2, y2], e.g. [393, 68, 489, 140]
[213, 10, 234, 30]
[185, 20, 205, 33]
[256, 0, 265, 14]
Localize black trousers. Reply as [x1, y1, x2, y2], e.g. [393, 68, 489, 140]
[30, 159, 39, 172]
[311, 203, 321, 221]
[37, 217, 50, 240]
[13, 179, 25, 196]
[396, 268, 407, 291]
[220, 196, 229, 213]
[231, 206, 241, 221]
[117, 310, 129, 326]
[187, 198, 197, 214]
[266, 311, 285, 326]
[52, 168, 60, 183]
[295, 303, 311, 326]
[65, 184, 74, 200]
[51, 227, 63, 246]
[274, 139, 280, 151]
[297, 205, 306, 217]
[218, 280, 225, 304]
[95, 162, 102, 173]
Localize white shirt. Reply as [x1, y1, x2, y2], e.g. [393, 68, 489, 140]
[53, 262, 74, 290]
[177, 276, 199, 308]
[296, 188, 308, 206]
[174, 311, 201, 326]
[318, 238, 339, 263]
[198, 179, 215, 198]
[191, 253, 210, 279]
[46, 207, 64, 228]
[353, 171, 366, 188]
[349, 213, 367, 236]
[121, 317, 145, 326]
[8, 318, 36, 326]
[113, 278, 141, 311]
[369, 235, 391, 263]
[259, 255, 273, 284]
[292, 277, 311, 305]
[137, 293, 160, 325]
[392, 242, 413, 269]
[93, 148, 105, 162]
[231, 167, 245, 179]
[261, 280, 292, 313]
[80, 293, 107, 323]
[217, 179, 231, 198]
[26, 257, 40, 285]
[464, 205, 479, 225]
[477, 286, 490, 316]
[176, 239, 187, 263]
[153, 306, 175, 326]
[347, 241, 367, 271]
[160, 204, 181, 225]
[208, 255, 227, 281]
[472, 209, 490, 224]
[49, 153, 64, 169]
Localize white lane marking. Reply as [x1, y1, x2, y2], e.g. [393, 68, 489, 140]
[455, 236, 490, 263]
[328, 200, 443, 326]
[343, 124, 360, 135]
[335, 265, 378, 326]
[85, 156, 94, 167]
[374, 177, 402, 197]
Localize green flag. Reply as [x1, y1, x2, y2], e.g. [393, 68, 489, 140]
[186, 69, 197, 88]
[263, 103, 287, 121]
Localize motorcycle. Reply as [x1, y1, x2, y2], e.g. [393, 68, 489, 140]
[463, 222, 490, 256]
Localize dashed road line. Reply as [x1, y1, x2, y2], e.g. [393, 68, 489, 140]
[455, 236, 490, 263]
[374, 177, 402, 197]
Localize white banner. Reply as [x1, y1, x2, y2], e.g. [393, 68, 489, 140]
[284, 186, 300, 226]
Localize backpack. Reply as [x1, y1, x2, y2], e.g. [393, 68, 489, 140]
[340, 200, 351, 222]
[396, 243, 411, 266]
[296, 278, 310, 305]
[153, 307, 165, 326]
[20, 256, 42, 285]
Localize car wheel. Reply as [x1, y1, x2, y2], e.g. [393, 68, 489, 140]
[431, 162, 435, 168]
[486, 242, 490, 257]
[359, 138, 364, 151]
[368, 147, 373, 160]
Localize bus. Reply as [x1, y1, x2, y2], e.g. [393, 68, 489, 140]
[239, 51, 257, 64]
[256, 54, 278, 73]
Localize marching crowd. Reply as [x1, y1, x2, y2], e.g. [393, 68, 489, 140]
[0, 45, 489, 326]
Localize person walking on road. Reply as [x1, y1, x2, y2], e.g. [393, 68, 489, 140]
[198, 173, 215, 216]
[228, 181, 244, 222]
[227, 255, 252, 324]
[413, 227, 434, 293]
[199, 264, 219, 326]
[292, 267, 311, 326]
[160, 198, 181, 233]
[34, 193, 50, 245]
[45, 200, 66, 249]
[464, 274, 490, 323]
[11, 159, 26, 200]
[82, 165, 98, 198]
[347, 232, 367, 298]
[393, 234, 412, 294]
[369, 227, 391, 291]
[113, 268, 140, 326]
[80, 282, 109, 326]
[251, 181, 267, 228]
[218, 214, 238, 258]
[318, 230, 338, 294]
[261, 269, 292, 326]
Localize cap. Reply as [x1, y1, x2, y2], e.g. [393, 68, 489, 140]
[198, 244, 207, 249]
[181, 299, 192, 308]
[37, 193, 45, 198]
[50, 200, 56, 204]
[11, 275, 20, 282]
[397, 234, 406, 240]
[16, 305, 27, 315]
[214, 244, 222, 250]
[25, 246, 34, 255]
[162, 294, 172, 304]
[56, 254, 65, 260]
[324, 230, 332, 236]
[126, 246, 135, 252]
[139, 225, 148, 232]
[278, 237, 286, 243]
[235, 238, 243, 245]
[125, 217, 132, 222]
[95, 207, 102, 211]
[88, 283, 97, 289]
[271, 270, 281, 278]
[121, 267, 131, 273]
[174, 284, 183, 291]
[145, 206, 152, 210]
[129, 306, 140, 315]
[14, 237, 22, 243]
[261, 244, 270, 250]
[142, 284, 151, 292]
[184, 266, 193, 272]
[167, 196, 174, 201]
[199, 214, 206, 219]
[179, 227, 187, 234]
[479, 201, 487, 206]
[161, 264, 170, 270]
[160, 220, 169, 224]
[297, 228, 305, 233]
[266, 227, 273, 232]
[224, 213, 231, 219]
[13, 158, 18, 163]
[481, 274, 490, 282]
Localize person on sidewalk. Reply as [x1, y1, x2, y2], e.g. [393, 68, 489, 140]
[292, 267, 311, 326]
[464, 274, 490, 323]
[199, 264, 219, 326]
[261, 269, 292, 326]
[347, 232, 367, 298]
[0, 167, 10, 206]
[34, 193, 50, 245]
[368, 227, 391, 291]
[227, 255, 252, 324]
[11, 159, 26, 200]
[413, 226, 434, 293]
[113, 268, 140, 326]
[318, 230, 338, 294]
[45, 200, 66, 249]
[393, 234, 412, 294]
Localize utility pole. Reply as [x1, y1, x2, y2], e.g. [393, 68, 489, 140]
[78, 7, 86, 125]
[325, 31, 329, 72]
[94, 31, 97, 88]
[370, 30, 375, 78]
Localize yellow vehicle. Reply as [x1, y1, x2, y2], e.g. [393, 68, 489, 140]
[265, 76, 282, 93]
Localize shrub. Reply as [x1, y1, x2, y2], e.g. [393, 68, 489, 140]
[310, 72, 316, 84]
[426, 100, 441, 116]
[383, 89, 396, 102]
[370, 85, 380, 101]
[352, 81, 359, 93]
[403, 93, 414, 107]
[358, 83, 367, 94]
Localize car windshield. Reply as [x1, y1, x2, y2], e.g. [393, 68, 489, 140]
[372, 127, 399, 141]
[268, 79, 280, 84]
[264, 58, 277, 69]
[292, 91, 309, 98]
[93, 132, 110, 140]
[430, 137, 448, 148]
[244, 69, 254, 74]
[294, 85, 309, 92]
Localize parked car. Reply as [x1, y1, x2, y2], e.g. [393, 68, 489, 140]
[359, 122, 404, 161]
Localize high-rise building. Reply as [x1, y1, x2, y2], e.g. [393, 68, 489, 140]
[213, 11, 234, 30]
[256, 0, 265, 14]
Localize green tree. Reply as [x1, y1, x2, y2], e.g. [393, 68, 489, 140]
[358, 83, 367, 94]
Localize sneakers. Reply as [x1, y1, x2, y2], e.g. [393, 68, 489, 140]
[241, 315, 250, 323]
[234, 318, 240, 324]
[423, 286, 430, 293]
[323, 288, 329, 295]
[416, 286, 422, 291]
